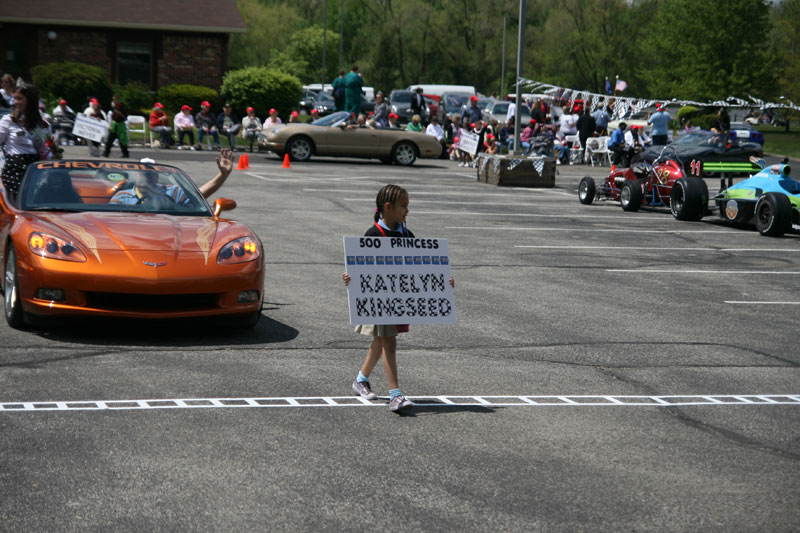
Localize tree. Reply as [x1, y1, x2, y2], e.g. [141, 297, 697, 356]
[770, 0, 800, 130]
[229, 0, 303, 69]
[285, 26, 341, 85]
[637, 0, 776, 100]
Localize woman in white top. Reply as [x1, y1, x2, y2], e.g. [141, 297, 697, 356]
[262, 108, 282, 131]
[558, 105, 578, 137]
[0, 83, 55, 201]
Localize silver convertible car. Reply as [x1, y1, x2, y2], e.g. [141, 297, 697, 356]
[258, 111, 442, 166]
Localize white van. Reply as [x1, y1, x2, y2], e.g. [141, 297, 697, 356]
[407, 84, 476, 97]
[305, 83, 375, 101]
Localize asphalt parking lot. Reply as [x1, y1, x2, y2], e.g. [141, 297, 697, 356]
[1, 146, 798, 531]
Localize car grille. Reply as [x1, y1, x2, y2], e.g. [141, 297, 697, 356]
[85, 292, 222, 311]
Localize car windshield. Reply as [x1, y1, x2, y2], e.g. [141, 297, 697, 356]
[492, 102, 510, 114]
[391, 92, 412, 103]
[19, 161, 211, 216]
[672, 132, 729, 148]
[315, 91, 333, 103]
[443, 94, 470, 109]
[312, 111, 350, 126]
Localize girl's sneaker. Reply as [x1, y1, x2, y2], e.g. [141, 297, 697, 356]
[352, 380, 377, 400]
[389, 394, 412, 412]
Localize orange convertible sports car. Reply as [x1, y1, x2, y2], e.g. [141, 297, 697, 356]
[0, 160, 264, 328]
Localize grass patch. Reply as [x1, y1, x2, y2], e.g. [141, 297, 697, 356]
[756, 123, 800, 159]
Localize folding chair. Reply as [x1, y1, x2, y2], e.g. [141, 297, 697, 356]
[591, 136, 612, 167]
[126, 115, 147, 146]
[566, 135, 583, 165]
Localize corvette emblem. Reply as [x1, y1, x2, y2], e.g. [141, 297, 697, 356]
[143, 261, 168, 269]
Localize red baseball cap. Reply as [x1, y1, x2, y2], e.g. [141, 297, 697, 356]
[154, 102, 164, 109]
[470, 122, 476, 128]
[310, 109, 319, 115]
[59, 99, 67, 105]
[470, 95, 478, 102]
[89, 98, 99, 105]
[656, 103, 664, 111]
[486, 133, 495, 139]
[201, 101, 210, 108]
[291, 110, 299, 117]
[269, 108, 277, 115]
[181, 104, 192, 111]
[246, 106, 255, 113]
[388, 113, 398, 119]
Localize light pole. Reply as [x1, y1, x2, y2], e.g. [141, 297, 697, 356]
[513, 0, 526, 155]
[339, 0, 344, 72]
[501, 16, 507, 98]
[322, 0, 328, 90]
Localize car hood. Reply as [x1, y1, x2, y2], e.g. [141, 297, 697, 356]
[30, 212, 246, 255]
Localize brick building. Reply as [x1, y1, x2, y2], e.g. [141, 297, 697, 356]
[0, 0, 245, 91]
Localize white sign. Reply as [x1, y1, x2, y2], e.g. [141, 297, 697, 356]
[456, 128, 479, 155]
[344, 236, 455, 325]
[72, 114, 108, 143]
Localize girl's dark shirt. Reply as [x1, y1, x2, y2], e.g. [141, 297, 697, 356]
[364, 225, 415, 238]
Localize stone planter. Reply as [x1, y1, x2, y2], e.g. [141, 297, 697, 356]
[475, 154, 556, 187]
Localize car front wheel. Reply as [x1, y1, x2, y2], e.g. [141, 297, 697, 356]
[620, 180, 643, 212]
[4, 246, 26, 328]
[578, 177, 596, 205]
[392, 142, 417, 166]
[286, 136, 313, 162]
[755, 192, 792, 237]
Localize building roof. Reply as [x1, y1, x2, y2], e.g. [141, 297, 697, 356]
[0, 0, 246, 33]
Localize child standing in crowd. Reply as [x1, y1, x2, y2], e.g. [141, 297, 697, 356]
[342, 184, 454, 413]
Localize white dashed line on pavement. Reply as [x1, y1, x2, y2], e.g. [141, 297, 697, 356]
[2, 395, 798, 412]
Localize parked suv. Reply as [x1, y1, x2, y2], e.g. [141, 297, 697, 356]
[389, 89, 428, 124]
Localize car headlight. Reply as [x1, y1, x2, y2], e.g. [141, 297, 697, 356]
[217, 236, 260, 265]
[29, 232, 87, 262]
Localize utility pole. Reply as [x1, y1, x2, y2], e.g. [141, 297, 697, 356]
[513, 1, 526, 155]
[501, 16, 507, 98]
[339, 0, 344, 72]
[322, 0, 328, 90]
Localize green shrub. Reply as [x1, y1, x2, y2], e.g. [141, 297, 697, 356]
[221, 67, 301, 119]
[156, 84, 220, 114]
[694, 113, 719, 130]
[113, 81, 154, 116]
[31, 61, 112, 110]
[676, 105, 699, 126]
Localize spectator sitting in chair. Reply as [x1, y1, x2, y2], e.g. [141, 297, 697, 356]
[195, 101, 220, 150]
[484, 133, 498, 155]
[406, 114, 423, 133]
[174, 105, 196, 150]
[609, 122, 627, 166]
[263, 108, 282, 130]
[217, 103, 240, 150]
[288, 110, 299, 123]
[241, 107, 262, 152]
[149, 102, 172, 149]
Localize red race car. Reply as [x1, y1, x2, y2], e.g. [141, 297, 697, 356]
[577, 146, 709, 220]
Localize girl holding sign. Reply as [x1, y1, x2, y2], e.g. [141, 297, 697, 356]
[343, 184, 454, 413]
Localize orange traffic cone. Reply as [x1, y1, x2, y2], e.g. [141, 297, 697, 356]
[282, 153, 291, 168]
[242, 152, 250, 168]
[236, 154, 249, 170]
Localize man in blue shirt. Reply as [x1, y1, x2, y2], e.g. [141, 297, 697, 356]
[648, 103, 671, 146]
[592, 106, 610, 136]
[609, 122, 627, 166]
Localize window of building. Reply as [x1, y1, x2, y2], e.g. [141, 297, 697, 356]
[116, 41, 152, 85]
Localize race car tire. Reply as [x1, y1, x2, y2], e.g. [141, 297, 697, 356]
[670, 177, 707, 221]
[578, 177, 596, 205]
[620, 180, 643, 212]
[754, 192, 792, 237]
[4, 246, 26, 329]
[286, 136, 314, 162]
[392, 142, 418, 166]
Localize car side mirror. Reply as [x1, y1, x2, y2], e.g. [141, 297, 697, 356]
[213, 197, 236, 218]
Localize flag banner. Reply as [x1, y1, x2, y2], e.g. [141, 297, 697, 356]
[519, 79, 800, 111]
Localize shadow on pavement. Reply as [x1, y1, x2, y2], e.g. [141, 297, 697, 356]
[29, 313, 299, 347]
